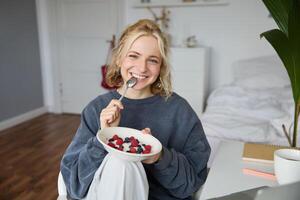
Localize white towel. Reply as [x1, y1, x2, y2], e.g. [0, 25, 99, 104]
[84, 154, 149, 200]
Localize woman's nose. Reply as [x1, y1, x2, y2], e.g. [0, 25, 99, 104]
[137, 59, 147, 72]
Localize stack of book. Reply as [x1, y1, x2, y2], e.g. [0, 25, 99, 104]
[242, 143, 285, 164]
[242, 143, 289, 181]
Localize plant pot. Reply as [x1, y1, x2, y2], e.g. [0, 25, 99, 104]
[274, 149, 300, 184]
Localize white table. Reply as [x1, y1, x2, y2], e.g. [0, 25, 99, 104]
[199, 141, 278, 200]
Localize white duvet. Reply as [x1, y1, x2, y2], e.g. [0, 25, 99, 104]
[201, 84, 298, 146]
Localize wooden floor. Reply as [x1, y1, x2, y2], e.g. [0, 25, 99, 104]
[0, 113, 80, 200]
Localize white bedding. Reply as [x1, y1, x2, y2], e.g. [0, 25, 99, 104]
[201, 55, 299, 165]
[202, 85, 296, 146]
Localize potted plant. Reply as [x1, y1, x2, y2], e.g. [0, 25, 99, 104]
[261, 0, 300, 147]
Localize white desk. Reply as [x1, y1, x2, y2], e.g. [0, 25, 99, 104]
[199, 141, 278, 200]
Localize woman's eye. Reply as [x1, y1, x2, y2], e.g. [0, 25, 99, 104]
[148, 59, 159, 64]
[128, 54, 138, 58]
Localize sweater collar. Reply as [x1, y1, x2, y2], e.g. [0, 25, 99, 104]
[110, 90, 161, 105]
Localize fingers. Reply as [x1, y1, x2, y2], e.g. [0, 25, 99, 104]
[101, 108, 119, 123]
[100, 99, 124, 128]
[108, 99, 124, 109]
[141, 127, 151, 135]
[142, 151, 161, 164]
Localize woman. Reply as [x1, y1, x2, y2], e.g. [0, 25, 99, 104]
[61, 19, 211, 200]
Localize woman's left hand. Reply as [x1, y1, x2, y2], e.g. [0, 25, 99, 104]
[141, 128, 162, 164]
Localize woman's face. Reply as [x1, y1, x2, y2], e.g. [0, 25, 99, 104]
[120, 35, 162, 95]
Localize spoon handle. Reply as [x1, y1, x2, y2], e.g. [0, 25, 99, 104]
[118, 86, 128, 102]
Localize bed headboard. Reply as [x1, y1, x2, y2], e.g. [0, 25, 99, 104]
[232, 55, 290, 89]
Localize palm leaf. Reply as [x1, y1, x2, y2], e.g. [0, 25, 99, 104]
[288, 0, 300, 103]
[261, 0, 300, 147]
[260, 29, 297, 100]
[262, 0, 290, 35]
[288, 0, 300, 146]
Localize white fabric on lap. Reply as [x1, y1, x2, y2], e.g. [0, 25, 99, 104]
[84, 154, 149, 200]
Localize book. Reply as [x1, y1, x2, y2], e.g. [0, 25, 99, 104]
[242, 143, 287, 164]
[242, 168, 277, 181]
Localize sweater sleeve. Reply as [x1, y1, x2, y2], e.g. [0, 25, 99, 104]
[60, 104, 107, 199]
[151, 117, 211, 199]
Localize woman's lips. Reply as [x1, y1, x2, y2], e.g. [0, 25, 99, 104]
[130, 72, 148, 80]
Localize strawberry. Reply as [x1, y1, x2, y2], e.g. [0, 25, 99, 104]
[131, 139, 139, 147]
[117, 145, 124, 151]
[112, 134, 119, 140]
[144, 145, 152, 151]
[129, 136, 135, 141]
[142, 149, 151, 154]
[108, 142, 116, 148]
[130, 147, 137, 153]
[116, 138, 123, 145]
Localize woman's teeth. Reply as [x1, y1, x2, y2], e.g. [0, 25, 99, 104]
[131, 73, 147, 79]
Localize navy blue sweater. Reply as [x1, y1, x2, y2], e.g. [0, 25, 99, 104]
[60, 91, 211, 200]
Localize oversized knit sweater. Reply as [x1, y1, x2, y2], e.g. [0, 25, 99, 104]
[60, 90, 211, 200]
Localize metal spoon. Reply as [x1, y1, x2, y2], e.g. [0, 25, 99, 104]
[118, 77, 137, 102]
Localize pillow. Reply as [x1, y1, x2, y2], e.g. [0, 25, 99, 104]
[233, 55, 290, 89]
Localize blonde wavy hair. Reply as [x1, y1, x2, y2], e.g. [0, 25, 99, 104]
[106, 19, 172, 98]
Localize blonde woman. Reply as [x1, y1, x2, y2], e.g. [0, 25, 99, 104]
[61, 19, 210, 200]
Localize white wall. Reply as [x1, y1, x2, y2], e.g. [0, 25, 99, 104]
[36, 0, 63, 113]
[38, 0, 126, 113]
[124, 0, 277, 92]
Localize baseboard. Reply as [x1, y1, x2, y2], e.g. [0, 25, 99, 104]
[0, 107, 48, 131]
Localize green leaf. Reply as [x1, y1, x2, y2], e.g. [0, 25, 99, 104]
[262, 0, 291, 35]
[288, 0, 300, 103]
[260, 29, 298, 101]
[261, 0, 300, 147]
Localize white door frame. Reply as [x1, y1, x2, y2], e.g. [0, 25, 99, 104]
[35, 0, 125, 113]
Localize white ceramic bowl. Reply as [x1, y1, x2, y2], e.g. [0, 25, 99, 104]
[274, 149, 300, 185]
[97, 127, 162, 162]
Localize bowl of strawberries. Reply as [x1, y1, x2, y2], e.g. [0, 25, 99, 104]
[97, 127, 162, 162]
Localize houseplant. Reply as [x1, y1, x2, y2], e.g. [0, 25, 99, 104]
[261, 0, 300, 147]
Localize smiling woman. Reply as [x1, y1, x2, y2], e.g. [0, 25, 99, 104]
[60, 19, 211, 200]
[119, 35, 162, 97]
[106, 19, 172, 98]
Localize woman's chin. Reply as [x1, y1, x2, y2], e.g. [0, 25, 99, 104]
[132, 81, 149, 89]
[131, 84, 152, 92]
[132, 86, 149, 91]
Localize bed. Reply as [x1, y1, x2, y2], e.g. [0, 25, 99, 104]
[201, 55, 299, 167]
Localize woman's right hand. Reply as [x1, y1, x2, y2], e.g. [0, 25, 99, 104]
[100, 99, 124, 128]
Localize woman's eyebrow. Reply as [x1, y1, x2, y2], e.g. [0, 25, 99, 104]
[128, 51, 160, 59]
[128, 51, 140, 55]
[149, 55, 161, 60]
